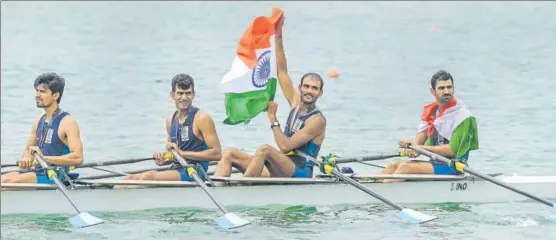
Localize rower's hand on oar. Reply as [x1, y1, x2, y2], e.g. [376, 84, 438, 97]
[165, 142, 180, 152]
[19, 146, 41, 169]
[398, 138, 413, 148]
[153, 152, 172, 166]
[398, 139, 420, 158]
[28, 146, 43, 158]
[400, 148, 419, 158]
[18, 157, 35, 169]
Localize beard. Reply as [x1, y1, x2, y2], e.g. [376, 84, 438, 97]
[438, 94, 452, 104]
[36, 101, 49, 108]
[301, 93, 317, 105]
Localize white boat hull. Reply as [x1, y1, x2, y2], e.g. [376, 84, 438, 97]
[1, 175, 555, 215]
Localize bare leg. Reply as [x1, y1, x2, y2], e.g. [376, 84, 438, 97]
[382, 161, 434, 183]
[213, 148, 270, 186]
[1, 172, 20, 182]
[380, 160, 404, 174]
[1, 172, 38, 191]
[117, 172, 146, 189]
[243, 144, 296, 178]
[120, 170, 181, 188]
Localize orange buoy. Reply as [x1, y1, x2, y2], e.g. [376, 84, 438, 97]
[327, 68, 340, 78]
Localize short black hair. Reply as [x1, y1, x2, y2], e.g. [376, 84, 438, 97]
[171, 73, 195, 92]
[34, 72, 65, 103]
[430, 70, 454, 89]
[300, 72, 324, 91]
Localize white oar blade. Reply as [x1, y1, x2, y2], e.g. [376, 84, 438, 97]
[69, 212, 105, 229]
[396, 208, 437, 224]
[552, 204, 556, 214]
[215, 212, 250, 229]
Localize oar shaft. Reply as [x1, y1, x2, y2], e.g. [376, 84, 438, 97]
[78, 157, 153, 168]
[4, 157, 154, 173]
[191, 172, 228, 214]
[171, 150, 229, 214]
[296, 151, 404, 211]
[410, 146, 555, 208]
[33, 153, 82, 214]
[335, 153, 400, 164]
[91, 167, 129, 176]
[1, 163, 17, 168]
[330, 167, 403, 210]
[80, 166, 172, 180]
[466, 167, 554, 207]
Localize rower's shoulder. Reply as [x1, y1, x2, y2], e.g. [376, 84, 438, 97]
[194, 110, 215, 123]
[60, 114, 79, 126]
[30, 114, 43, 131]
[165, 115, 173, 127]
[58, 115, 81, 134]
[308, 111, 327, 127]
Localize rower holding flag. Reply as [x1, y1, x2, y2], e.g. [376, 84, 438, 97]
[213, 9, 328, 184]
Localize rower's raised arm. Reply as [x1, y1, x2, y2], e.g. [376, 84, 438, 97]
[275, 16, 299, 107]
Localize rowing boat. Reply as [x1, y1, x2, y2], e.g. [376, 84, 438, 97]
[2, 173, 555, 215]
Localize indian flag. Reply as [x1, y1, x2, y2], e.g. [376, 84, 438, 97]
[220, 8, 283, 125]
[418, 100, 479, 159]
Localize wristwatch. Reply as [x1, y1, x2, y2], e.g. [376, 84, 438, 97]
[271, 121, 280, 128]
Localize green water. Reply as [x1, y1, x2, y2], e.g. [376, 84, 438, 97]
[2, 1, 556, 239]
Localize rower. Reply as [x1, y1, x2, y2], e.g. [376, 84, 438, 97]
[213, 13, 327, 185]
[380, 70, 479, 182]
[1, 73, 84, 186]
[122, 73, 222, 185]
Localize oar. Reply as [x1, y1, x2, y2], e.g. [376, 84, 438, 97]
[333, 153, 400, 164]
[170, 149, 251, 229]
[77, 157, 153, 168]
[410, 145, 556, 213]
[2, 157, 153, 170]
[79, 166, 172, 180]
[91, 167, 129, 176]
[295, 151, 437, 224]
[32, 152, 105, 228]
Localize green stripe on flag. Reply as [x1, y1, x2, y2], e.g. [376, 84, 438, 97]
[223, 78, 277, 125]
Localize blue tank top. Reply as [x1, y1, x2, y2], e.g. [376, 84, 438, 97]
[169, 107, 209, 171]
[35, 109, 70, 171]
[283, 106, 323, 170]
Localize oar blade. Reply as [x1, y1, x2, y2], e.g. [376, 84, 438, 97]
[69, 212, 105, 229]
[396, 208, 437, 224]
[215, 212, 251, 229]
[552, 204, 556, 214]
